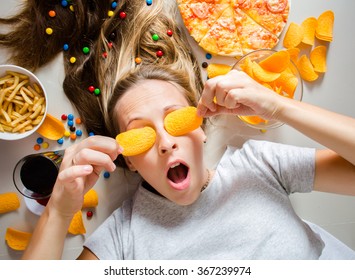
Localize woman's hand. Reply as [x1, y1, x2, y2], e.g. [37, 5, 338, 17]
[197, 70, 286, 120]
[48, 135, 121, 219]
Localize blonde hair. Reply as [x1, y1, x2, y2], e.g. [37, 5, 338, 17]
[1, 0, 203, 136]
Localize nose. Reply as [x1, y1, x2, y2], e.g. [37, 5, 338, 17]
[157, 129, 178, 155]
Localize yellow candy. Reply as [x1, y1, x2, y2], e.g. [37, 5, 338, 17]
[0, 192, 20, 214]
[164, 106, 203, 136]
[116, 126, 156, 156]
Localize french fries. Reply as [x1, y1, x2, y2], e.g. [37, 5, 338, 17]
[0, 70, 46, 134]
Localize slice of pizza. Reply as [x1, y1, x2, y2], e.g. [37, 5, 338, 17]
[233, 7, 279, 54]
[177, 0, 231, 4]
[178, 2, 230, 42]
[199, 6, 243, 56]
[232, 0, 290, 36]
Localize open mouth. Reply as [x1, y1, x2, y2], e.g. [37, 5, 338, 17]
[167, 162, 189, 190]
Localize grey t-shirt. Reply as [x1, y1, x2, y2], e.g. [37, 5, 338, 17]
[83, 140, 344, 259]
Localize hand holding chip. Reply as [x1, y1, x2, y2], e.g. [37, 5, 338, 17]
[197, 70, 283, 121]
[48, 136, 120, 218]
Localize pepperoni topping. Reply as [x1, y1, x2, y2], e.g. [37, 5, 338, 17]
[266, 0, 287, 13]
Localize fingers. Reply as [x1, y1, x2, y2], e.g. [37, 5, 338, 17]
[72, 148, 117, 173]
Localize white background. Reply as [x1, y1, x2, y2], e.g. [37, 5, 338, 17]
[0, 0, 354, 260]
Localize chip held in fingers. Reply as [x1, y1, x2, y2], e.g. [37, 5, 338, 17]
[116, 126, 157, 156]
[164, 106, 203, 137]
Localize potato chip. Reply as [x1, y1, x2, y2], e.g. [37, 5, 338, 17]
[315, 10, 334, 42]
[239, 57, 254, 78]
[82, 189, 98, 208]
[301, 17, 317, 46]
[283, 22, 304, 49]
[258, 50, 290, 73]
[252, 61, 281, 82]
[5, 227, 32, 251]
[286, 48, 300, 64]
[310, 45, 327, 73]
[297, 55, 319, 82]
[36, 113, 65, 140]
[116, 126, 156, 156]
[206, 63, 232, 78]
[164, 106, 203, 137]
[239, 115, 266, 125]
[68, 210, 86, 235]
[274, 68, 298, 98]
[0, 192, 20, 214]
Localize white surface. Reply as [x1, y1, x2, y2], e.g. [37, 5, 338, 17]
[1, 0, 355, 259]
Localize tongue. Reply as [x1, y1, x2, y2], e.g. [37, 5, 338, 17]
[168, 165, 187, 184]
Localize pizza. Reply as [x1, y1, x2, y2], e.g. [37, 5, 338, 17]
[178, 0, 290, 57]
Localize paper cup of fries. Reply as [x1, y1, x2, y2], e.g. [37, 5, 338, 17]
[0, 65, 47, 140]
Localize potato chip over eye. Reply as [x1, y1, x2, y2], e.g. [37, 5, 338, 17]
[116, 126, 156, 156]
[164, 106, 203, 136]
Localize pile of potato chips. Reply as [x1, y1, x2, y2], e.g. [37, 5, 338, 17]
[283, 10, 334, 82]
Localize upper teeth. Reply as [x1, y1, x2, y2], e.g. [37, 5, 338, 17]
[170, 163, 180, 168]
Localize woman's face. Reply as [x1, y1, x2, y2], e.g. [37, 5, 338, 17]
[115, 79, 207, 205]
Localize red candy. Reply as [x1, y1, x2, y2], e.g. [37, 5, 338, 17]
[87, 211, 93, 218]
[61, 114, 68, 120]
[156, 50, 163, 57]
[119, 11, 126, 19]
[167, 29, 173, 36]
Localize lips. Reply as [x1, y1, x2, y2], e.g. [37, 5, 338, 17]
[167, 161, 190, 191]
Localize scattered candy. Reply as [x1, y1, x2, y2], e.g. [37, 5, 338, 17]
[86, 211, 93, 218]
[48, 10, 56, 18]
[108, 11, 114, 17]
[70, 57, 76, 63]
[70, 126, 76, 132]
[119, 11, 127, 19]
[61, 0, 68, 8]
[61, 114, 68, 121]
[82, 46, 90, 54]
[64, 130, 71, 137]
[94, 88, 101, 95]
[42, 142, 49, 149]
[135, 57, 142, 64]
[67, 120, 74, 127]
[45, 27, 53, 35]
[69, 5, 74, 12]
[63, 44, 69, 51]
[75, 118, 82, 124]
[67, 114, 74, 121]
[111, 1, 118, 9]
[57, 138, 64, 144]
[102, 52, 108, 58]
[205, 53, 212, 60]
[70, 134, 77, 140]
[104, 171, 110, 179]
[88, 86, 95, 93]
[76, 129, 83, 136]
[156, 50, 163, 57]
[202, 62, 208, 68]
[36, 137, 44, 144]
[152, 34, 159, 41]
[89, 132, 95, 136]
[167, 29, 173, 36]
[33, 144, 41, 151]
[146, 0, 153, 5]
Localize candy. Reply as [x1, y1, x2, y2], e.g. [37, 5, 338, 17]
[167, 29, 173, 36]
[48, 10, 56, 18]
[70, 57, 76, 63]
[5, 228, 32, 251]
[135, 57, 142, 64]
[116, 127, 156, 156]
[82, 46, 90, 54]
[86, 211, 93, 218]
[152, 34, 159, 41]
[164, 106, 203, 137]
[0, 192, 20, 214]
[45, 27, 53, 35]
[156, 50, 163, 57]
